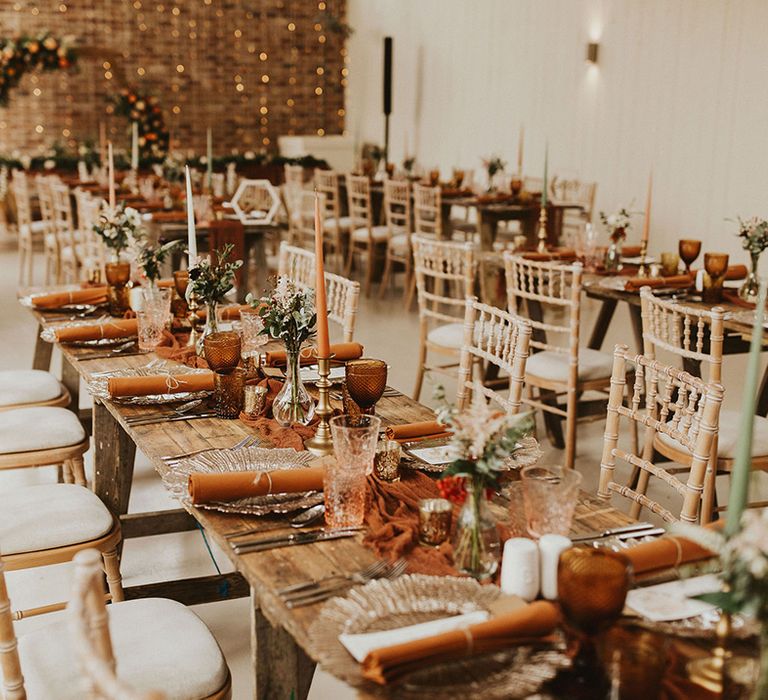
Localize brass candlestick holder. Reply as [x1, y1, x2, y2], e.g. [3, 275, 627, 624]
[185, 284, 202, 351]
[637, 240, 649, 277]
[687, 607, 731, 693]
[304, 355, 335, 457]
[536, 205, 548, 253]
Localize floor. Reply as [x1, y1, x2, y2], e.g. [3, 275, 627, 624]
[0, 239, 758, 698]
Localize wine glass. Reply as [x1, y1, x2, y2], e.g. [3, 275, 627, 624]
[678, 239, 702, 274]
[703, 252, 729, 303]
[345, 359, 388, 415]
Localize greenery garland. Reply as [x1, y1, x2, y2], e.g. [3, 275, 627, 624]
[0, 32, 77, 107]
[112, 87, 170, 160]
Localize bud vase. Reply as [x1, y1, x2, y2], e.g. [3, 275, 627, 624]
[452, 479, 500, 580]
[196, 299, 218, 355]
[739, 252, 762, 304]
[272, 348, 315, 427]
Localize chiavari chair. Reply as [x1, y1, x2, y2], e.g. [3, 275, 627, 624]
[379, 178, 412, 299]
[412, 235, 477, 400]
[277, 241, 360, 342]
[640, 287, 768, 522]
[413, 184, 443, 239]
[345, 174, 389, 297]
[282, 164, 306, 234]
[289, 190, 327, 253]
[314, 169, 350, 271]
[50, 179, 81, 284]
[597, 344, 722, 524]
[550, 176, 597, 241]
[74, 189, 107, 283]
[11, 170, 47, 286]
[35, 175, 60, 284]
[504, 253, 620, 469]
[456, 296, 532, 414]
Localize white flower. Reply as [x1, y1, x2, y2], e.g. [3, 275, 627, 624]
[20, 155, 31, 169]
[607, 214, 617, 227]
[199, 156, 208, 165]
[78, 145, 87, 156]
[244, 151, 256, 160]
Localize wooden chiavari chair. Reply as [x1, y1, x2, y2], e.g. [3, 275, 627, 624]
[598, 344, 722, 524]
[74, 189, 107, 283]
[551, 176, 597, 242]
[289, 190, 327, 253]
[11, 170, 47, 286]
[412, 235, 477, 400]
[413, 184, 442, 239]
[277, 241, 360, 342]
[504, 253, 619, 469]
[50, 179, 80, 284]
[314, 169, 349, 271]
[35, 175, 59, 284]
[379, 179, 412, 299]
[640, 287, 768, 522]
[282, 164, 306, 234]
[456, 296, 531, 413]
[345, 174, 389, 297]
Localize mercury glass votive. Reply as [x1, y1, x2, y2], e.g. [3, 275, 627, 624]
[418, 498, 453, 546]
[660, 252, 680, 276]
[244, 384, 268, 418]
[373, 440, 402, 482]
[213, 367, 246, 419]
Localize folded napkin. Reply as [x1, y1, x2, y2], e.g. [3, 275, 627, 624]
[157, 278, 176, 289]
[151, 210, 187, 223]
[623, 534, 717, 577]
[520, 248, 577, 262]
[621, 244, 643, 258]
[624, 274, 693, 292]
[107, 372, 214, 398]
[264, 342, 364, 368]
[361, 600, 560, 685]
[725, 264, 748, 281]
[385, 421, 451, 443]
[32, 287, 108, 309]
[55, 318, 138, 343]
[188, 466, 325, 505]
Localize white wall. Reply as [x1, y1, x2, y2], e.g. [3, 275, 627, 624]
[346, 0, 768, 264]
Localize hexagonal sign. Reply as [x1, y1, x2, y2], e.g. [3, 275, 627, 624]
[230, 179, 281, 225]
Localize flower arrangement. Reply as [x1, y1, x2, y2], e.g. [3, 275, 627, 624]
[0, 32, 77, 106]
[113, 88, 170, 161]
[133, 239, 182, 284]
[188, 244, 242, 307]
[250, 276, 316, 355]
[402, 156, 416, 175]
[93, 203, 144, 258]
[483, 156, 506, 180]
[736, 217, 768, 257]
[599, 208, 633, 242]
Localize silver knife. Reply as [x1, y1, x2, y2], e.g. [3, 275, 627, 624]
[78, 350, 147, 361]
[233, 527, 363, 554]
[571, 522, 657, 543]
[127, 412, 218, 427]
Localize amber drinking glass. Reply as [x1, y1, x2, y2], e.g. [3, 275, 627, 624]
[660, 252, 680, 276]
[213, 368, 246, 419]
[428, 169, 440, 186]
[520, 465, 582, 537]
[452, 168, 465, 188]
[678, 239, 702, 274]
[172, 270, 190, 324]
[104, 261, 131, 317]
[598, 627, 670, 700]
[345, 359, 388, 415]
[203, 331, 241, 372]
[703, 252, 729, 303]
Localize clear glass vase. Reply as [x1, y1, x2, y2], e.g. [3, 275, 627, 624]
[452, 479, 500, 580]
[604, 238, 623, 272]
[196, 299, 219, 355]
[272, 348, 315, 427]
[739, 252, 762, 304]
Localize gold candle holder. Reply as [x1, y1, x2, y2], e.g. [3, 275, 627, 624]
[687, 608, 731, 693]
[637, 240, 649, 277]
[536, 205, 548, 253]
[185, 284, 202, 351]
[304, 355, 335, 456]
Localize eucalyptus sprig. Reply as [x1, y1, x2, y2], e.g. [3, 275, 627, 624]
[188, 244, 242, 305]
[136, 239, 182, 283]
[93, 203, 143, 256]
[248, 276, 316, 355]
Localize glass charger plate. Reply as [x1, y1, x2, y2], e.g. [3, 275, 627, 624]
[88, 360, 212, 405]
[402, 435, 541, 474]
[626, 609, 758, 640]
[161, 446, 321, 515]
[19, 287, 81, 308]
[40, 320, 134, 347]
[308, 574, 569, 699]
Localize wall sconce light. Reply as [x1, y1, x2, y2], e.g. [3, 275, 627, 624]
[586, 42, 599, 64]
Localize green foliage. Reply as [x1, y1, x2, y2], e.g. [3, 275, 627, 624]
[188, 244, 242, 305]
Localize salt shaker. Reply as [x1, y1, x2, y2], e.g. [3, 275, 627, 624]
[499, 538, 539, 602]
[539, 534, 572, 600]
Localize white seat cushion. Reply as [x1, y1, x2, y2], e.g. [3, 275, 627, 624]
[0, 406, 85, 454]
[389, 233, 409, 255]
[427, 323, 465, 350]
[657, 409, 768, 460]
[0, 484, 113, 555]
[30, 220, 48, 234]
[526, 348, 614, 383]
[351, 225, 389, 242]
[324, 215, 352, 231]
[0, 370, 62, 407]
[19, 598, 229, 700]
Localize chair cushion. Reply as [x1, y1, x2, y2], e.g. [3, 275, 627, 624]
[0, 370, 62, 407]
[324, 215, 352, 231]
[0, 406, 85, 454]
[526, 348, 614, 383]
[0, 484, 113, 555]
[351, 225, 389, 242]
[427, 323, 465, 350]
[19, 598, 229, 700]
[389, 233, 409, 255]
[656, 409, 768, 460]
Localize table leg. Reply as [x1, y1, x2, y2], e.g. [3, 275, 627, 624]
[629, 305, 643, 352]
[587, 299, 618, 350]
[61, 355, 80, 416]
[251, 590, 315, 700]
[32, 324, 53, 370]
[93, 401, 136, 518]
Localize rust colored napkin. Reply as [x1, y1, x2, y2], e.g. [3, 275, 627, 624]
[264, 342, 364, 367]
[520, 248, 577, 262]
[188, 466, 325, 505]
[384, 421, 452, 444]
[55, 318, 138, 343]
[722, 288, 756, 309]
[151, 210, 187, 223]
[623, 534, 717, 577]
[108, 372, 214, 398]
[624, 274, 693, 292]
[195, 304, 255, 321]
[154, 330, 209, 368]
[725, 264, 748, 281]
[361, 600, 561, 685]
[157, 278, 176, 289]
[238, 415, 315, 451]
[32, 287, 108, 309]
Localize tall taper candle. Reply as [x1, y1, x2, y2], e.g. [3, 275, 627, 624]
[642, 171, 653, 243]
[541, 142, 548, 208]
[107, 142, 115, 211]
[206, 127, 213, 192]
[517, 125, 524, 176]
[99, 121, 107, 164]
[314, 191, 330, 358]
[725, 279, 767, 537]
[131, 121, 139, 171]
[185, 165, 198, 267]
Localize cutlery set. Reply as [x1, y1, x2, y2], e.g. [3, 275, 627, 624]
[571, 522, 664, 544]
[230, 526, 363, 555]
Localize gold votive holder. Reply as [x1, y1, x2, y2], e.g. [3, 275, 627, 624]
[244, 384, 268, 418]
[660, 252, 680, 277]
[418, 498, 452, 546]
[213, 367, 245, 419]
[374, 440, 402, 482]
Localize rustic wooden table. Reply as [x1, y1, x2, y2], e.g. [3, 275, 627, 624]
[22, 295, 645, 699]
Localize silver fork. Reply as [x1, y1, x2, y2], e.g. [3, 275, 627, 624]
[278, 559, 390, 597]
[161, 436, 258, 464]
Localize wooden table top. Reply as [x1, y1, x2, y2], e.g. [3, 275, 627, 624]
[25, 298, 635, 672]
